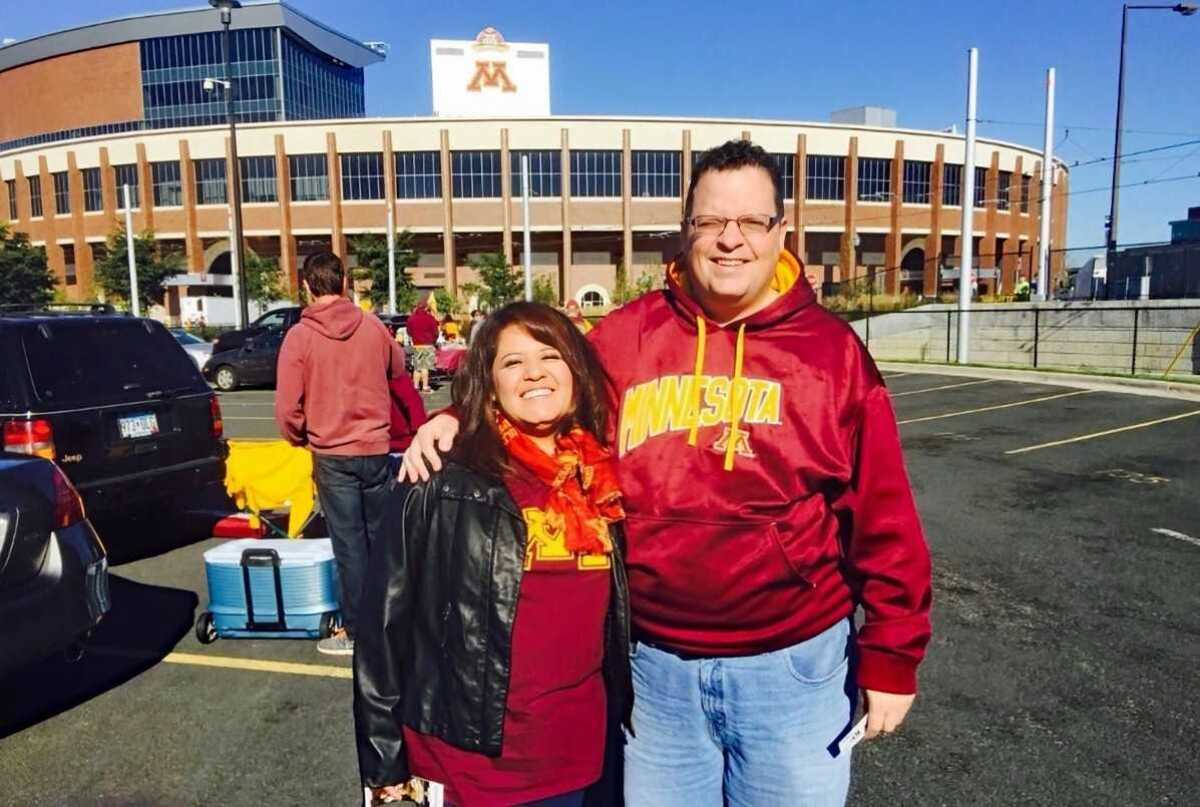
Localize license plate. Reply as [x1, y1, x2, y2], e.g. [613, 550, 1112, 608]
[118, 413, 159, 439]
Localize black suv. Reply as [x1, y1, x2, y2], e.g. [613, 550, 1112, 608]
[204, 306, 302, 391]
[0, 306, 227, 532]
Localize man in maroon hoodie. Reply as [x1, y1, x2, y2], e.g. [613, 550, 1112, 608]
[276, 252, 408, 656]
[403, 142, 932, 804]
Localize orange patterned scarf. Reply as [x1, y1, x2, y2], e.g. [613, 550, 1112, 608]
[496, 413, 624, 556]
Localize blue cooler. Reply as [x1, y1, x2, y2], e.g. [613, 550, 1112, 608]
[195, 539, 342, 642]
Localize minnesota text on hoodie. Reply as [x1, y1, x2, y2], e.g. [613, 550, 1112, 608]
[275, 298, 408, 456]
[588, 249, 932, 694]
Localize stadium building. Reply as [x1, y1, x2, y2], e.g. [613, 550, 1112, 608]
[0, 2, 1068, 322]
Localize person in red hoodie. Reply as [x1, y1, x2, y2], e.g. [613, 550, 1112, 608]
[388, 373, 428, 455]
[276, 252, 409, 656]
[406, 295, 441, 394]
[402, 141, 932, 805]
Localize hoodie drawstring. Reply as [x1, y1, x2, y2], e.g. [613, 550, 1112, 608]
[686, 317, 707, 447]
[724, 324, 747, 472]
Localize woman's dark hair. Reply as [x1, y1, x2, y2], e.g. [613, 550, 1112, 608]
[450, 301, 612, 478]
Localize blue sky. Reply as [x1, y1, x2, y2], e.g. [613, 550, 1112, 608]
[6, 0, 1199, 257]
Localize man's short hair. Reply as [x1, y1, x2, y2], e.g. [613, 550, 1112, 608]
[301, 252, 344, 297]
[685, 140, 785, 220]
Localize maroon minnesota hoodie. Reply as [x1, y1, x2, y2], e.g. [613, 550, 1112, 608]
[589, 250, 932, 694]
[275, 298, 407, 456]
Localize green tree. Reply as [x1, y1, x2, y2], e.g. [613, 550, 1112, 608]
[613, 266, 661, 305]
[532, 274, 558, 306]
[348, 231, 420, 312]
[243, 251, 288, 310]
[0, 223, 55, 307]
[93, 226, 181, 310]
[433, 288, 459, 317]
[469, 251, 524, 311]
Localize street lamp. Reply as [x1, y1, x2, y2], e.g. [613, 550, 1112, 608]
[208, 0, 248, 329]
[1106, 3, 1197, 256]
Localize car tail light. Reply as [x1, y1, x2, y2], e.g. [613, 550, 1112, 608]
[210, 396, 224, 440]
[4, 418, 55, 460]
[52, 464, 86, 529]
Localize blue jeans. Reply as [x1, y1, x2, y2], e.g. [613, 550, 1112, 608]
[623, 619, 855, 807]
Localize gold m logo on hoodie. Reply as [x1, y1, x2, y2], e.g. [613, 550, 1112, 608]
[619, 374, 782, 456]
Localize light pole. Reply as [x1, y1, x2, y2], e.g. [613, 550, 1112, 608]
[1106, 3, 1196, 255]
[209, 0, 248, 328]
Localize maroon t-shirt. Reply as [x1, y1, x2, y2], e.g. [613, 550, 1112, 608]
[403, 467, 611, 806]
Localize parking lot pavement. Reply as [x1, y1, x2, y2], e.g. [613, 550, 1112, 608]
[3, 372, 1198, 804]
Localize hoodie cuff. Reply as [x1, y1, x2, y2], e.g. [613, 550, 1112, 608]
[855, 647, 919, 694]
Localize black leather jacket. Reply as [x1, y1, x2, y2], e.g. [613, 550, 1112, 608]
[354, 464, 632, 788]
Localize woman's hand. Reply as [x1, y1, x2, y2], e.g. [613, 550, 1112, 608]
[862, 689, 915, 740]
[371, 784, 409, 804]
[401, 413, 461, 482]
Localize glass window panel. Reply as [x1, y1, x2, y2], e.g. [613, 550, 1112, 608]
[902, 160, 932, 204]
[340, 152, 384, 200]
[239, 156, 277, 203]
[7, 179, 19, 219]
[151, 161, 183, 207]
[770, 153, 795, 200]
[52, 171, 71, 215]
[806, 155, 845, 201]
[857, 157, 892, 202]
[289, 153, 328, 201]
[998, 170, 1011, 211]
[1020, 174, 1031, 214]
[942, 164, 962, 207]
[632, 150, 680, 198]
[28, 176, 43, 217]
[451, 150, 501, 198]
[395, 151, 441, 199]
[510, 150, 561, 197]
[193, 158, 227, 205]
[974, 167, 987, 208]
[113, 164, 139, 209]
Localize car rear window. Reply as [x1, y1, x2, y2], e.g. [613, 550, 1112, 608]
[21, 320, 203, 407]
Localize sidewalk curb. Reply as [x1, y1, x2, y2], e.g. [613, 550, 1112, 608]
[877, 362, 1200, 403]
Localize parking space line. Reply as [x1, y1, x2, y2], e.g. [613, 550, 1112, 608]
[881, 372, 912, 380]
[162, 652, 351, 679]
[1005, 409, 1200, 455]
[223, 416, 277, 421]
[890, 379, 996, 398]
[897, 390, 1095, 425]
[1151, 528, 1200, 548]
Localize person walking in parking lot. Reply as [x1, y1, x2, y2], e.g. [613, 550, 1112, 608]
[275, 252, 409, 656]
[407, 295, 440, 394]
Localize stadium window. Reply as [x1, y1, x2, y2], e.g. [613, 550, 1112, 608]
[451, 150, 502, 199]
[63, 244, 77, 286]
[152, 161, 183, 207]
[806, 155, 845, 201]
[52, 171, 71, 215]
[632, 151, 681, 198]
[5, 179, 16, 219]
[193, 159, 227, 205]
[770, 154, 795, 200]
[340, 152, 384, 200]
[998, 171, 1012, 211]
[974, 166, 987, 208]
[1020, 174, 1031, 214]
[289, 153, 329, 202]
[569, 150, 621, 197]
[240, 156, 277, 203]
[82, 168, 103, 212]
[28, 176, 43, 218]
[902, 160, 932, 204]
[857, 158, 891, 202]
[395, 151, 441, 199]
[942, 164, 962, 207]
[511, 150, 561, 197]
[113, 163, 140, 209]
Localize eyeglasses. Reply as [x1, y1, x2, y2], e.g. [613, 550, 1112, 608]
[686, 214, 781, 237]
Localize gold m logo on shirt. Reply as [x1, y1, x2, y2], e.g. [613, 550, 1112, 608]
[618, 374, 783, 456]
[522, 508, 611, 571]
[466, 61, 517, 93]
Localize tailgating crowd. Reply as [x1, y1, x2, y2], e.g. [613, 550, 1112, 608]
[273, 140, 932, 807]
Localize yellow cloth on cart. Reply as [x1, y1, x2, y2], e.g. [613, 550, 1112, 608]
[224, 440, 315, 537]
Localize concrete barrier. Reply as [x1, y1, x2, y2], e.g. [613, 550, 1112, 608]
[849, 300, 1200, 378]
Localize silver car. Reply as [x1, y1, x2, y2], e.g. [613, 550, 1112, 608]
[171, 329, 214, 369]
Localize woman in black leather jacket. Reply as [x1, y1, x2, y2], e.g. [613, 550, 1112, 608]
[355, 302, 631, 807]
